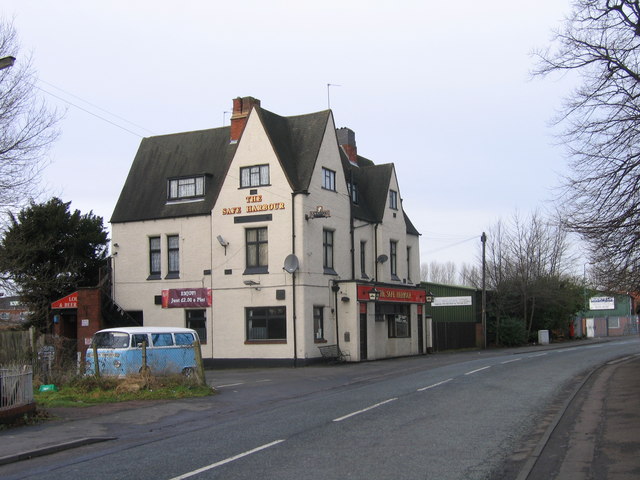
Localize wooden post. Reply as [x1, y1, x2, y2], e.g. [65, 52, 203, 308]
[92, 343, 100, 377]
[194, 340, 206, 386]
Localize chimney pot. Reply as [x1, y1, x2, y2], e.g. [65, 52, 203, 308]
[230, 96, 261, 142]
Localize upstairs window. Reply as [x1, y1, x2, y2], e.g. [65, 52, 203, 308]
[390, 240, 398, 279]
[389, 190, 398, 210]
[323, 229, 335, 274]
[168, 176, 205, 201]
[322, 168, 336, 191]
[246, 227, 268, 274]
[348, 182, 359, 204]
[149, 236, 161, 279]
[240, 164, 270, 188]
[167, 235, 180, 278]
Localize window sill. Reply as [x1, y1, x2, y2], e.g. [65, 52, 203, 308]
[165, 273, 180, 280]
[244, 340, 287, 345]
[390, 274, 401, 281]
[314, 339, 327, 344]
[147, 274, 161, 281]
[243, 266, 268, 275]
[323, 267, 338, 275]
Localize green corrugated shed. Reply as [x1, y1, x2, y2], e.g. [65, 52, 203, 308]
[583, 294, 633, 317]
[421, 282, 480, 323]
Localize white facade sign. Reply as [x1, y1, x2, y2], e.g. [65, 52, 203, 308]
[589, 296, 615, 310]
[432, 296, 473, 307]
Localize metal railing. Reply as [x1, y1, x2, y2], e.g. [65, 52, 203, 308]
[0, 366, 34, 411]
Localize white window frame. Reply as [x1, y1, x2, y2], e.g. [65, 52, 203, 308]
[240, 164, 270, 188]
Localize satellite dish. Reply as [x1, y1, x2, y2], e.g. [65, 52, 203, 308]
[377, 254, 388, 264]
[283, 254, 299, 274]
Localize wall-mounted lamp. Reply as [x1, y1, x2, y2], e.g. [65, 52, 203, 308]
[369, 287, 380, 301]
[376, 254, 388, 264]
[425, 291, 434, 303]
[243, 279, 260, 290]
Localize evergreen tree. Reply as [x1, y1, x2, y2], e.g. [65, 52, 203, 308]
[0, 197, 108, 331]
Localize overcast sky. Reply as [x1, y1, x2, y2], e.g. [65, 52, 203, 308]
[3, 1, 577, 272]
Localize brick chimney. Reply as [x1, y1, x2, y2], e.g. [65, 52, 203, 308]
[230, 96, 261, 143]
[337, 127, 358, 165]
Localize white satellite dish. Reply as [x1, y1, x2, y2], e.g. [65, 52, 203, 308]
[283, 254, 299, 274]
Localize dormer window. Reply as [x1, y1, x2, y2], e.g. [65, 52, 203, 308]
[168, 176, 205, 201]
[348, 182, 359, 204]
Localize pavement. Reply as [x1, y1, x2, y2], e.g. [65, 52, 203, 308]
[1, 339, 639, 478]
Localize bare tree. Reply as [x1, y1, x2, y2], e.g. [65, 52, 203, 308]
[0, 19, 60, 210]
[533, 0, 640, 290]
[421, 260, 458, 284]
[485, 212, 578, 343]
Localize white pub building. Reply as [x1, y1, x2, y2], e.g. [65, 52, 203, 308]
[111, 96, 427, 366]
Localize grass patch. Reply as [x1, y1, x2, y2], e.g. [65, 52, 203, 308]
[34, 373, 215, 408]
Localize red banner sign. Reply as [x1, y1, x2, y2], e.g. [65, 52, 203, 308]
[357, 285, 426, 303]
[51, 292, 78, 309]
[162, 288, 212, 308]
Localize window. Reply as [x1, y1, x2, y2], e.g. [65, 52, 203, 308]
[388, 314, 410, 338]
[323, 229, 335, 273]
[168, 176, 205, 200]
[151, 333, 174, 347]
[149, 236, 161, 279]
[313, 306, 324, 341]
[348, 182, 358, 203]
[167, 235, 180, 278]
[246, 227, 268, 273]
[389, 190, 398, 210]
[175, 332, 196, 346]
[406, 246, 411, 282]
[322, 167, 336, 191]
[390, 240, 398, 279]
[240, 164, 269, 188]
[360, 241, 368, 279]
[186, 310, 207, 344]
[132, 334, 148, 347]
[246, 307, 286, 341]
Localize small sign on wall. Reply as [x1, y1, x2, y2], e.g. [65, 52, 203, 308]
[81, 319, 89, 327]
[84, 337, 92, 345]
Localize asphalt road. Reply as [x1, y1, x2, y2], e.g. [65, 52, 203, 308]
[3, 338, 639, 480]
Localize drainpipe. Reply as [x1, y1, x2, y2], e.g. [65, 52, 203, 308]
[349, 169, 355, 280]
[291, 192, 298, 367]
[332, 281, 341, 351]
[374, 223, 379, 282]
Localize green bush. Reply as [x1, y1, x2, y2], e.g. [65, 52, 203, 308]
[494, 317, 527, 347]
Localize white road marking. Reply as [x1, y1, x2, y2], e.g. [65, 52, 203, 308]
[417, 378, 453, 392]
[168, 440, 285, 480]
[333, 398, 398, 422]
[528, 352, 548, 358]
[500, 358, 522, 364]
[465, 366, 491, 375]
[215, 382, 244, 388]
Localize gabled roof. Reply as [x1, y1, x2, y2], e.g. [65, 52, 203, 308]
[111, 107, 332, 224]
[111, 127, 236, 223]
[340, 149, 420, 236]
[259, 108, 332, 192]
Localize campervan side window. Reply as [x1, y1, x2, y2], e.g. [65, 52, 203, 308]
[94, 332, 129, 348]
[132, 334, 148, 347]
[152, 333, 174, 347]
[175, 333, 195, 345]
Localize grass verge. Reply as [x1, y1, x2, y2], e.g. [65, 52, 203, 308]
[34, 373, 215, 408]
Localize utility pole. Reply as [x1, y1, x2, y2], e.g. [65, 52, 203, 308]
[481, 232, 487, 349]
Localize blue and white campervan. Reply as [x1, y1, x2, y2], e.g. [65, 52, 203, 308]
[85, 327, 199, 377]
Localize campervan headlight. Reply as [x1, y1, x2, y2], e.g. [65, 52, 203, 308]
[113, 360, 122, 368]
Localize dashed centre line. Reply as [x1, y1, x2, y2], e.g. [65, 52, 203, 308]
[465, 366, 491, 375]
[417, 378, 453, 392]
[501, 358, 522, 365]
[168, 439, 285, 480]
[333, 398, 398, 422]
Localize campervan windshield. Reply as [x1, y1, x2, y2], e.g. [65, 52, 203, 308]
[93, 331, 129, 348]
